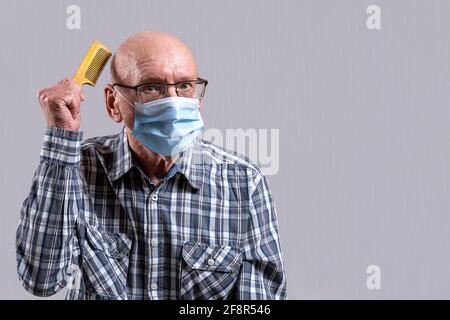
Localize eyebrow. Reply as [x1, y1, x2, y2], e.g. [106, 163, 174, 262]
[139, 76, 197, 84]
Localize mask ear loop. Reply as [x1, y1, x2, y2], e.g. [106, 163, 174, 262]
[113, 86, 136, 109]
[113, 86, 136, 134]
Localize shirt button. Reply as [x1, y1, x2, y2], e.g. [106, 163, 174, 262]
[151, 194, 158, 202]
[207, 258, 215, 266]
[151, 283, 158, 290]
[151, 239, 158, 248]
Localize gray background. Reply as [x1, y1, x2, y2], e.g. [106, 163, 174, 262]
[1, 0, 450, 299]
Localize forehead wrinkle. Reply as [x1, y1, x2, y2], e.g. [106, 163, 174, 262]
[135, 60, 197, 84]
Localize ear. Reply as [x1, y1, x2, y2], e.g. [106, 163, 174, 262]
[104, 84, 122, 123]
[199, 98, 203, 111]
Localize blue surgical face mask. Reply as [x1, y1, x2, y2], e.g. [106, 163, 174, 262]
[115, 90, 204, 156]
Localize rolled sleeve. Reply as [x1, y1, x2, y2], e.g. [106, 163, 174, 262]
[16, 126, 84, 296]
[40, 126, 83, 166]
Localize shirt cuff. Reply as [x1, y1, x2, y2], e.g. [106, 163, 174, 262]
[40, 126, 83, 166]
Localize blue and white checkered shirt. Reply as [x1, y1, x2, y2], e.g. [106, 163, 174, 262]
[16, 126, 287, 300]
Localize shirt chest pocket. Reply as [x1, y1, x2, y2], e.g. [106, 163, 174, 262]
[81, 224, 132, 300]
[180, 241, 243, 300]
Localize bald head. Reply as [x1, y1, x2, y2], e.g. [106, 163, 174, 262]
[110, 31, 198, 85]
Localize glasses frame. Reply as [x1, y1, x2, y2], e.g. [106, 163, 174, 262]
[112, 77, 208, 102]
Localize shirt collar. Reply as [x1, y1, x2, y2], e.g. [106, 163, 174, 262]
[176, 135, 204, 190]
[106, 127, 135, 182]
[107, 127, 204, 190]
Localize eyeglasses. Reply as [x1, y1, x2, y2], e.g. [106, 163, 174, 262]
[112, 77, 208, 104]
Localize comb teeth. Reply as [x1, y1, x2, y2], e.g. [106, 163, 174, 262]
[85, 48, 111, 84]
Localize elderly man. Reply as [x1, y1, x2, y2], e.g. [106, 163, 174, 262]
[16, 31, 287, 300]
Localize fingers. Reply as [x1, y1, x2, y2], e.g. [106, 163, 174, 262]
[65, 95, 81, 119]
[36, 78, 84, 121]
[37, 77, 84, 131]
[37, 88, 48, 102]
[64, 79, 84, 109]
[37, 78, 84, 105]
[37, 89, 50, 111]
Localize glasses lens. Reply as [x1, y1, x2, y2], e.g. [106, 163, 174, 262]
[176, 81, 196, 98]
[195, 81, 206, 99]
[136, 80, 207, 103]
[182, 81, 206, 99]
[137, 84, 165, 103]
[177, 81, 206, 99]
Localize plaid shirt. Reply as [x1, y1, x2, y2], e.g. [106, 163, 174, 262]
[16, 126, 287, 300]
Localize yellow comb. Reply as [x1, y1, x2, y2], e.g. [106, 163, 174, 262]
[73, 40, 112, 86]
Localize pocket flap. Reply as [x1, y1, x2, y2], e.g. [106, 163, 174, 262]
[181, 241, 242, 273]
[85, 224, 132, 259]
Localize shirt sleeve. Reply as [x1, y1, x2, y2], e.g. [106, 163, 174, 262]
[15, 126, 84, 297]
[235, 172, 288, 300]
